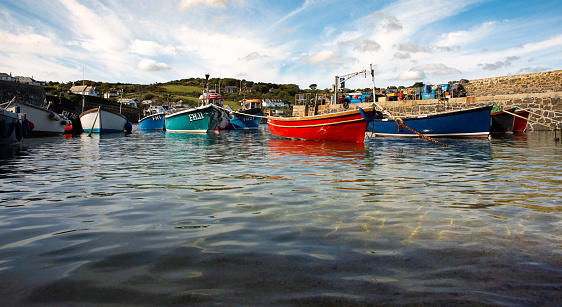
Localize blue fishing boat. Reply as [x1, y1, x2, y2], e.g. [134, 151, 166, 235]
[231, 99, 263, 129]
[229, 107, 262, 130]
[164, 104, 222, 132]
[368, 105, 492, 138]
[139, 113, 166, 130]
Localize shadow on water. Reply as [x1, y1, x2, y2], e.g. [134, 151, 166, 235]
[0, 143, 25, 164]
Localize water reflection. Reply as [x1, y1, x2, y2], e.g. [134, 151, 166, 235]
[0, 130, 561, 306]
[268, 138, 366, 159]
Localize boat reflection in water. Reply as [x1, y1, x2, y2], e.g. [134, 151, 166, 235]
[268, 138, 366, 160]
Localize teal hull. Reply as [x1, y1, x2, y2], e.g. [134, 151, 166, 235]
[165, 105, 221, 132]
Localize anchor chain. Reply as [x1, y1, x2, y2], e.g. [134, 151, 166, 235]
[395, 118, 449, 147]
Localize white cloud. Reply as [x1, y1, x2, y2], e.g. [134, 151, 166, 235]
[130, 40, 177, 56]
[397, 63, 461, 81]
[479, 56, 520, 71]
[305, 50, 341, 65]
[241, 52, 268, 61]
[59, 0, 131, 52]
[136, 59, 171, 71]
[351, 39, 381, 52]
[384, 16, 402, 32]
[393, 52, 410, 60]
[516, 67, 549, 74]
[397, 70, 425, 80]
[177, 0, 228, 10]
[438, 21, 497, 47]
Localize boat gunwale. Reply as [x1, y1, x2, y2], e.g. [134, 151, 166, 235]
[165, 104, 218, 119]
[267, 106, 374, 122]
[374, 105, 492, 122]
[79, 108, 128, 121]
[268, 117, 366, 128]
[139, 112, 166, 122]
[491, 107, 516, 116]
[8, 101, 53, 113]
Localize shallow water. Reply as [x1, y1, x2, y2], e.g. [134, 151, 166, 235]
[0, 127, 561, 306]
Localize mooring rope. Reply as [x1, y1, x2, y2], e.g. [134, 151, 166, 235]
[214, 104, 270, 119]
[488, 102, 560, 131]
[394, 118, 449, 147]
[370, 100, 449, 147]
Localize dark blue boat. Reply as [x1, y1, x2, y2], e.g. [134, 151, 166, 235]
[139, 113, 165, 130]
[367, 106, 492, 138]
[228, 107, 262, 130]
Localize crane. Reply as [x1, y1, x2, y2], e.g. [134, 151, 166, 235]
[333, 69, 367, 105]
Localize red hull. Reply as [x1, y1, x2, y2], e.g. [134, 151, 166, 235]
[267, 107, 374, 143]
[513, 109, 529, 132]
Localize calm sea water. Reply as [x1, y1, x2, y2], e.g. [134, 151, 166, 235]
[0, 126, 561, 306]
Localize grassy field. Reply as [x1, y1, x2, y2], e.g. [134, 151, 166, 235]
[162, 85, 240, 108]
[161, 85, 201, 92]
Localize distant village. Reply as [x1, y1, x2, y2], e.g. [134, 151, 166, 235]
[1, 71, 294, 113]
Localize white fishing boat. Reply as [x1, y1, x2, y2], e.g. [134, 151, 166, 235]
[4, 98, 69, 136]
[80, 107, 132, 134]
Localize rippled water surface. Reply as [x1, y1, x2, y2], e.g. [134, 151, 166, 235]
[1, 127, 561, 306]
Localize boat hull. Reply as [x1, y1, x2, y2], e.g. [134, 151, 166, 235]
[49, 106, 82, 133]
[6, 102, 67, 136]
[165, 105, 222, 132]
[80, 108, 128, 133]
[0, 107, 26, 144]
[513, 109, 529, 132]
[267, 107, 374, 143]
[368, 106, 492, 138]
[139, 113, 166, 130]
[490, 108, 515, 133]
[230, 108, 262, 130]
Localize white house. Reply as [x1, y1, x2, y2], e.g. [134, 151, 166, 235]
[0, 73, 16, 82]
[15, 76, 44, 85]
[104, 90, 123, 99]
[70, 85, 102, 97]
[118, 98, 139, 107]
[262, 99, 287, 108]
[224, 86, 237, 93]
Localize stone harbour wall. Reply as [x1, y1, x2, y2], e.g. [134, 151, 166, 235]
[463, 70, 562, 96]
[0, 80, 46, 106]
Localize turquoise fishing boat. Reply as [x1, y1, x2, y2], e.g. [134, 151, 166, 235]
[164, 104, 222, 132]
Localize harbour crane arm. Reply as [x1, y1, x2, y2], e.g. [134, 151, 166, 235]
[337, 69, 367, 86]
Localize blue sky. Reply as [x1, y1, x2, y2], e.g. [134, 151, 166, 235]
[1, 0, 561, 90]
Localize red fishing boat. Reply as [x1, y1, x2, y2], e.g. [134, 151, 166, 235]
[267, 106, 375, 143]
[267, 68, 377, 143]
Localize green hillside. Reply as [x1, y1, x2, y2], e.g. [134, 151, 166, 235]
[43, 77, 306, 110]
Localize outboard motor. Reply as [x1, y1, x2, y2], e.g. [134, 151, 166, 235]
[124, 122, 132, 133]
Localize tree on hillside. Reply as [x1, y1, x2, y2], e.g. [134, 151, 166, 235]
[309, 84, 317, 90]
